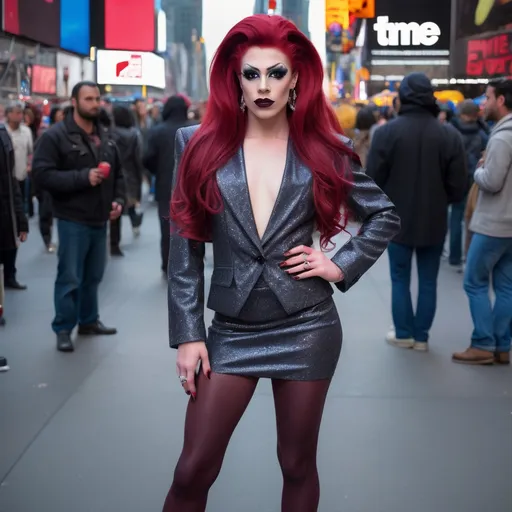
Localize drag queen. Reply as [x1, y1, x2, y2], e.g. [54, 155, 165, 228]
[163, 14, 400, 512]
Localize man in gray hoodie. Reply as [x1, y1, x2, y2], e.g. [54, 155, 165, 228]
[453, 78, 512, 365]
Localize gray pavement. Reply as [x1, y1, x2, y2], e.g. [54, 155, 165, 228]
[0, 206, 511, 512]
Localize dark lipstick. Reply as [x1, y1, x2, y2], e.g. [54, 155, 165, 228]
[254, 99, 275, 108]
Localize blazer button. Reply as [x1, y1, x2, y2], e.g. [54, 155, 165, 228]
[256, 256, 265, 264]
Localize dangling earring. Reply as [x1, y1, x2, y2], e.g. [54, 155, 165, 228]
[288, 89, 297, 111]
[240, 95, 246, 112]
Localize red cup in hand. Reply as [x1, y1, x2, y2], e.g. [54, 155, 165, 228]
[98, 162, 111, 179]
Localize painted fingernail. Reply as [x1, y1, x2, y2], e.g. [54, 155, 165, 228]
[293, 276, 300, 280]
[279, 262, 287, 268]
[186, 391, 191, 396]
[207, 370, 211, 380]
[191, 392, 197, 401]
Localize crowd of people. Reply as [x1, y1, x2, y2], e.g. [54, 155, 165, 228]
[0, 85, 195, 366]
[0, 76, 511, 371]
[356, 74, 511, 365]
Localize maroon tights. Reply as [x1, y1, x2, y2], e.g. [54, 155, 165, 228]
[162, 372, 331, 512]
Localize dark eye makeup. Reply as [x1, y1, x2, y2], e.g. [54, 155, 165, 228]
[242, 63, 289, 81]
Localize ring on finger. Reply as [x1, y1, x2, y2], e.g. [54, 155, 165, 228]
[179, 375, 187, 385]
[304, 260, 310, 268]
[302, 252, 308, 262]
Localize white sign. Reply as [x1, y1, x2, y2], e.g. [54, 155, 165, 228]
[56, 52, 83, 98]
[96, 50, 165, 89]
[373, 16, 441, 47]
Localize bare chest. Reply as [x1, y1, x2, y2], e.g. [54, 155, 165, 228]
[243, 140, 288, 239]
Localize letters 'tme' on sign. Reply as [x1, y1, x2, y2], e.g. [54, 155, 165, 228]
[373, 16, 442, 47]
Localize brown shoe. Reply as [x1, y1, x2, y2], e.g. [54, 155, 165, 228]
[494, 352, 510, 365]
[452, 347, 494, 365]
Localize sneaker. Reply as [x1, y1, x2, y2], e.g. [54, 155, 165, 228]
[413, 342, 429, 352]
[0, 356, 10, 372]
[386, 330, 414, 349]
[46, 243, 57, 253]
[132, 227, 141, 238]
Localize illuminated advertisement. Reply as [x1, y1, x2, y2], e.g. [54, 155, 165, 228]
[105, 0, 155, 51]
[60, 0, 90, 55]
[3, 0, 60, 47]
[96, 50, 165, 89]
[31, 65, 57, 95]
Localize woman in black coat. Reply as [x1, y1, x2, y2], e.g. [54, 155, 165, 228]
[0, 124, 29, 355]
[109, 106, 144, 255]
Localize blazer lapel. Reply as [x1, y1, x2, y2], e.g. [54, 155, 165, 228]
[216, 148, 262, 251]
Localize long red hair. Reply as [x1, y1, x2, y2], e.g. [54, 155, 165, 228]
[171, 14, 358, 249]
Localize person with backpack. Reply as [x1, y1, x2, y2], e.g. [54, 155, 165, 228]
[449, 100, 489, 271]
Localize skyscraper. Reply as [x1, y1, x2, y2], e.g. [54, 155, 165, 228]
[282, 0, 310, 38]
[162, 0, 207, 99]
[253, 0, 310, 38]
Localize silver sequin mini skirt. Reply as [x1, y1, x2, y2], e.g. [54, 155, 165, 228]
[207, 278, 342, 381]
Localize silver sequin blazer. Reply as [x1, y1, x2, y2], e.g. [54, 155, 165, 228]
[168, 125, 400, 347]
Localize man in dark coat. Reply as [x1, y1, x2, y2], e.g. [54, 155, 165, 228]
[32, 82, 125, 353]
[144, 95, 192, 274]
[366, 72, 467, 352]
[0, 124, 29, 370]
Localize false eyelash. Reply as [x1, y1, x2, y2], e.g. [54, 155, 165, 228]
[242, 70, 259, 80]
[270, 68, 288, 79]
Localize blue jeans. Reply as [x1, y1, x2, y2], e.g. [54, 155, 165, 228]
[449, 200, 466, 265]
[463, 233, 512, 353]
[388, 242, 444, 342]
[52, 219, 107, 333]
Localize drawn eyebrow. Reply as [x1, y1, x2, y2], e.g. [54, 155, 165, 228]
[243, 63, 288, 72]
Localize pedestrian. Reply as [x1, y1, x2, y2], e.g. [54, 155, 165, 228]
[449, 100, 489, 271]
[32, 81, 125, 353]
[35, 106, 64, 253]
[162, 15, 400, 510]
[110, 104, 144, 256]
[0, 123, 29, 369]
[366, 72, 467, 351]
[144, 95, 192, 274]
[453, 78, 512, 365]
[4, 103, 32, 290]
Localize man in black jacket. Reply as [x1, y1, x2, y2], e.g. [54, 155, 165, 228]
[0, 124, 29, 369]
[366, 73, 467, 352]
[32, 82, 125, 352]
[144, 95, 192, 274]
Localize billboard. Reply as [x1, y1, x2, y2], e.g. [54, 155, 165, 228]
[60, 0, 90, 55]
[105, 0, 155, 51]
[3, 0, 60, 47]
[96, 50, 165, 89]
[366, 0, 451, 54]
[454, 31, 512, 78]
[31, 64, 57, 95]
[456, 0, 512, 39]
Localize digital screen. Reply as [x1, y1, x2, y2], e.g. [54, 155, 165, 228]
[3, 0, 60, 47]
[96, 50, 165, 89]
[31, 65, 57, 95]
[456, 0, 512, 39]
[105, 0, 155, 51]
[60, 0, 90, 55]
